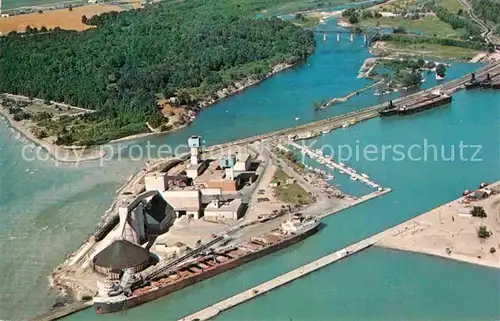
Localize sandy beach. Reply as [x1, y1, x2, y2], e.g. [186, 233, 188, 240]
[0, 106, 106, 163]
[378, 182, 500, 269]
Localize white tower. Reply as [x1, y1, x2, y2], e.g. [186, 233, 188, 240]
[188, 135, 201, 166]
[225, 167, 235, 181]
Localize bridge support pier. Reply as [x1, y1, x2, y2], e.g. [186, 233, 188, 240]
[337, 33, 340, 42]
[350, 33, 354, 42]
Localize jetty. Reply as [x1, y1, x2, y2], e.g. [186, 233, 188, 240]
[28, 301, 92, 321]
[178, 220, 408, 321]
[206, 60, 500, 150]
[287, 141, 380, 188]
[178, 236, 381, 321]
[321, 80, 383, 109]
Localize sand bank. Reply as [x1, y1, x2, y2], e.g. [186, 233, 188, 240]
[0, 106, 106, 163]
[378, 182, 500, 269]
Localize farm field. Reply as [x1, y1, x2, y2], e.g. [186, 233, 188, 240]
[1, 0, 85, 11]
[0, 4, 123, 33]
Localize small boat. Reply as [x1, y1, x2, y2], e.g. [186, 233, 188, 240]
[361, 173, 369, 179]
[339, 162, 345, 167]
[350, 176, 358, 181]
[342, 123, 349, 128]
[339, 170, 345, 174]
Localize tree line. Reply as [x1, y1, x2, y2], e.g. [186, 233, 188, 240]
[372, 33, 486, 50]
[0, 0, 315, 145]
[434, 5, 480, 36]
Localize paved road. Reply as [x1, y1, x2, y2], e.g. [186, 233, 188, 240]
[458, 0, 499, 46]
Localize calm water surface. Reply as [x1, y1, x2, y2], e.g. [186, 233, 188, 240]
[0, 19, 497, 321]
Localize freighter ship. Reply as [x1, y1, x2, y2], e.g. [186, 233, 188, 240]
[93, 213, 321, 314]
[379, 90, 452, 117]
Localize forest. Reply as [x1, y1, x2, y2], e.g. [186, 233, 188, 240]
[0, 0, 315, 145]
[471, 0, 500, 35]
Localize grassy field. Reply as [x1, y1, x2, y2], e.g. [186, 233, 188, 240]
[265, 0, 349, 15]
[358, 15, 464, 37]
[0, 4, 123, 33]
[380, 41, 480, 59]
[437, 0, 465, 12]
[371, 0, 416, 12]
[272, 169, 312, 205]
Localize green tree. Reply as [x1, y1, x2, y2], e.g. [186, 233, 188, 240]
[477, 225, 491, 238]
[471, 206, 487, 218]
[436, 64, 446, 78]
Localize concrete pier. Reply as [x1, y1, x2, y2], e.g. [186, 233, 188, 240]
[287, 141, 380, 188]
[28, 301, 92, 321]
[179, 235, 385, 321]
[178, 187, 392, 321]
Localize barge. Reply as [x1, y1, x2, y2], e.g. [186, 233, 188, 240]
[93, 213, 321, 314]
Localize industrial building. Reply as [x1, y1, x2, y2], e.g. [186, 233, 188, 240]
[91, 239, 154, 279]
[186, 135, 209, 179]
[161, 189, 202, 219]
[144, 173, 190, 192]
[90, 191, 175, 278]
[204, 198, 245, 222]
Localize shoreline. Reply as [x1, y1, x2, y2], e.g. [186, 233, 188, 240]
[0, 107, 106, 163]
[377, 181, 500, 269]
[1, 61, 300, 151]
[110, 62, 297, 144]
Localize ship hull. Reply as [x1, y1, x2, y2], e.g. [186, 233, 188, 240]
[397, 96, 452, 115]
[94, 224, 319, 314]
[379, 109, 398, 117]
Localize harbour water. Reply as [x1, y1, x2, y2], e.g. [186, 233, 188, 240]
[0, 19, 498, 321]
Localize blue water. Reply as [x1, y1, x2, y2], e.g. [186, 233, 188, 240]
[0, 15, 497, 321]
[63, 89, 500, 321]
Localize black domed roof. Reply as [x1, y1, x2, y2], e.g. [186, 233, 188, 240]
[92, 239, 150, 269]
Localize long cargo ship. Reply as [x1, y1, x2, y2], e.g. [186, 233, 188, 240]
[379, 91, 452, 117]
[93, 213, 321, 314]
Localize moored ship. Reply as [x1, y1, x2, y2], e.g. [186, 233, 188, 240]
[93, 213, 321, 314]
[379, 90, 452, 117]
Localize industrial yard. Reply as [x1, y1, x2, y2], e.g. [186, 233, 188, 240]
[50, 135, 361, 304]
[40, 62, 500, 320]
